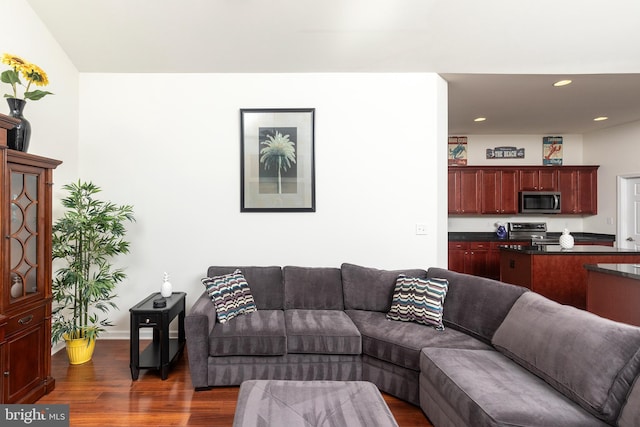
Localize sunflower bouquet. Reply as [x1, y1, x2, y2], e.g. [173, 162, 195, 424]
[1, 53, 53, 101]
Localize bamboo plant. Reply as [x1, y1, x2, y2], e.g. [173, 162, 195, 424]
[51, 180, 135, 345]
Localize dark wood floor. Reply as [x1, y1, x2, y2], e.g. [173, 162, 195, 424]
[38, 340, 434, 426]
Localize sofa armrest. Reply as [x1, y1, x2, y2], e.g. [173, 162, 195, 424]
[619, 374, 640, 427]
[185, 291, 216, 389]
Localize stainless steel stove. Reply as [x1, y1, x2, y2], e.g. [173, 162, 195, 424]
[507, 222, 559, 245]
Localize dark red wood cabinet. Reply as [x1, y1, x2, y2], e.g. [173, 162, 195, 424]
[448, 241, 529, 280]
[0, 114, 61, 403]
[481, 169, 518, 214]
[518, 167, 558, 191]
[558, 166, 598, 214]
[448, 166, 598, 216]
[448, 168, 481, 214]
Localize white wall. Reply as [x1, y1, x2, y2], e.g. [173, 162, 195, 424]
[583, 119, 640, 234]
[3, 0, 80, 195]
[78, 73, 448, 337]
[3, 0, 79, 352]
[448, 134, 588, 233]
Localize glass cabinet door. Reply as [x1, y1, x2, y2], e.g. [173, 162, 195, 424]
[8, 166, 43, 303]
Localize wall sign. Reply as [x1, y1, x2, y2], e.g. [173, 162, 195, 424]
[448, 136, 468, 165]
[486, 146, 525, 159]
[543, 136, 563, 165]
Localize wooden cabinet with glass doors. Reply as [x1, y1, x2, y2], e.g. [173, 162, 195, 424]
[0, 115, 61, 403]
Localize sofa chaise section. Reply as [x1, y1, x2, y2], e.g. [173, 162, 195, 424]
[420, 291, 640, 426]
[420, 348, 610, 427]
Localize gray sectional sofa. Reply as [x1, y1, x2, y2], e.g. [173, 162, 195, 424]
[185, 263, 640, 427]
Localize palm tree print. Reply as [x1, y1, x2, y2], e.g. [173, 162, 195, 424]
[260, 130, 296, 194]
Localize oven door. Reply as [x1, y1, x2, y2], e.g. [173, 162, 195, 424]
[530, 237, 560, 246]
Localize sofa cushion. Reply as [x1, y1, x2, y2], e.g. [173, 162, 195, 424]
[202, 270, 257, 324]
[341, 263, 428, 312]
[346, 310, 491, 371]
[207, 266, 283, 310]
[285, 309, 361, 355]
[284, 266, 344, 310]
[420, 348, 610, 427]
[386, 275, 448, 330]
[426, 267, 528, 343]
[492, 292, 640, 424]
[209, 310, 286, 356]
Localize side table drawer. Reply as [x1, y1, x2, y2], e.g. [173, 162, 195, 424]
[136, 313, 161, 327]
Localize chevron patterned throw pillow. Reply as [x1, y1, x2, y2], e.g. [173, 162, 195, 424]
[202, 269, 257, 323]
[386, 275, 449, 330]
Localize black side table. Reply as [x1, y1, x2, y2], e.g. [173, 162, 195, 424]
[129, 292, 186, 380]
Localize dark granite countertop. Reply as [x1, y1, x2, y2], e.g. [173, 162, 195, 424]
[449, 232, 615, 243]
[584, 263, 640, 280]
[498, 245, 639, 255]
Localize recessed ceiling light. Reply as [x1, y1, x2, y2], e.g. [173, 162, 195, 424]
[593, 116, 608, 121]
[553, 79, 572, 87]
[474, 117, 486, 122]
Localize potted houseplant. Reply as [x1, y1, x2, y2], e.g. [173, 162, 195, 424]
[51, 180, 135, 364]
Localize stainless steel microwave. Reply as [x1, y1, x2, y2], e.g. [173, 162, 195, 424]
[519, 191, 561, 214]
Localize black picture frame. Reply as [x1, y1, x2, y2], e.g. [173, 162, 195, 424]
[240, 108, 316, 212]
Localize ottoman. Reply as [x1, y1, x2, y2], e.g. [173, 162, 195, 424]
[233, 380, 399, 427]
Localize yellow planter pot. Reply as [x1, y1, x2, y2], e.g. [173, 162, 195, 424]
[64, 335, 96, 365]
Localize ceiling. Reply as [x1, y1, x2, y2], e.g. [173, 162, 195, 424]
[25, 0, 640, 134]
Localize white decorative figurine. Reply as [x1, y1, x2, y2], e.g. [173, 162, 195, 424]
[161, 272, 173, 297]
[559, 228, 575, 249]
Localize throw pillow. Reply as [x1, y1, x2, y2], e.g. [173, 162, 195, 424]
[202, 269, 257, 323]
[386, 275, 449, 330]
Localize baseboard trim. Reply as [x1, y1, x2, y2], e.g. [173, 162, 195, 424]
[51, 330, 181, 355]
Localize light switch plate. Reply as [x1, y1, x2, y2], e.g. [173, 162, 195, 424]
[415, 223, 427, 235]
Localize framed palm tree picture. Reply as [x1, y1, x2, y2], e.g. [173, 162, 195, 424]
[240, 108, 315, 212]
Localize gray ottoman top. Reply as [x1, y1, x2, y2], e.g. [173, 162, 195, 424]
[233, 380, 399, 427]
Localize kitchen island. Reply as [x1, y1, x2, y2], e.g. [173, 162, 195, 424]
[499, 245, 640, 309]
[585, 263, 640, 326]
[448, 231, 614, 280]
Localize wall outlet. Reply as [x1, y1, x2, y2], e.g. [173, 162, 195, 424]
[415, 223, 428, 235]
[606, 217, 614, 225]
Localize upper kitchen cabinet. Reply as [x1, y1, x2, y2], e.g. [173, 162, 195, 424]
[481, 169, 518, 214]
[448, 166, 599, 216]
[448, 168, 481, 214]
[558, 166, 598, 215]
[518, 167, 558, 191]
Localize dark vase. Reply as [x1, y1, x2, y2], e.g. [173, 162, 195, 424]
[6, 98, 31, 152]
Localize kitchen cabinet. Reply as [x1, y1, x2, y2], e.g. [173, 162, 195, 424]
[481, 169, 518, 214]
[486, 243, 502, 279]
[518, 168, 557, 191]
[558, 166, 598, 214]
[0, 118, 61, 403]
[448, 168, 481, 214]
[448, 241, 528, 280]
[448, 242, 490, 277]
[448, 166, 598, 216]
